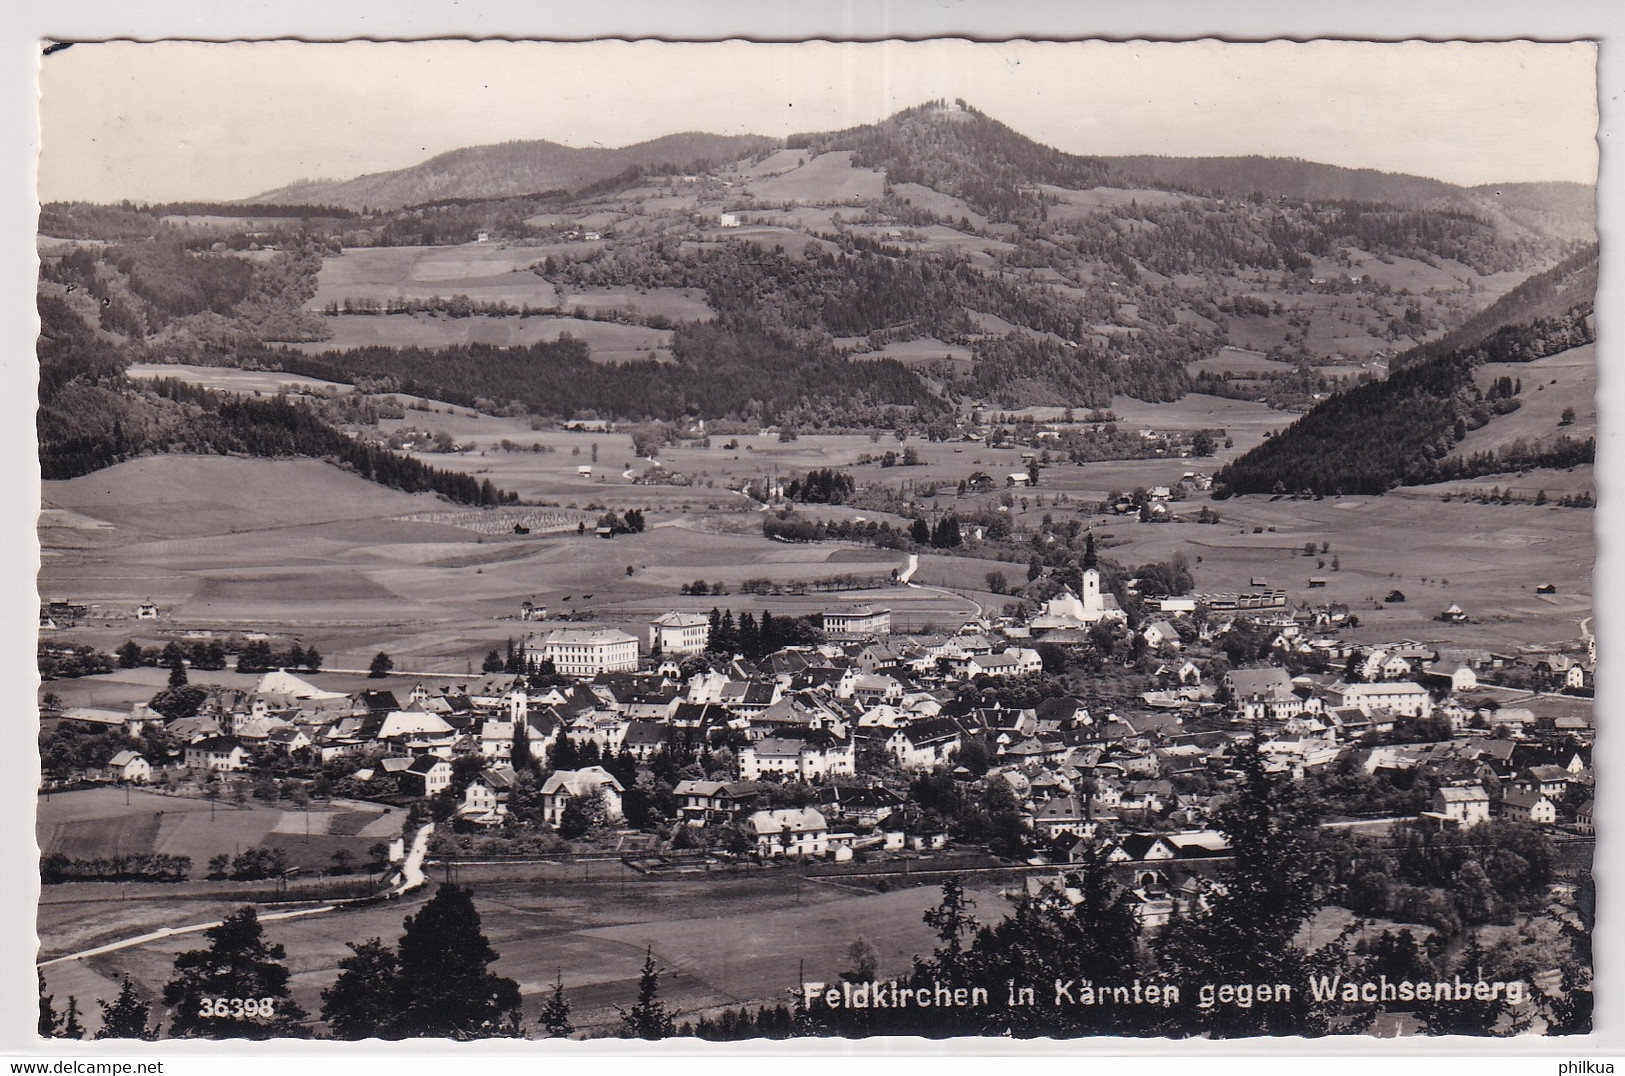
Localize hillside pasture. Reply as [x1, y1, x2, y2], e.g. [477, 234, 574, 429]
[557, 285, 712, 322]
[308, 244, 560, 310]
[1450, 343, 1595, 461]
[843, 336, 974, 366]
[1186, 346, 1291, 376]
[126, 363, 355, 395]
[741, 151, 886, 203]
[889, 182, 992, 230]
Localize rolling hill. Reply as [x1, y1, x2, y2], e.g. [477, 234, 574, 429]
[250, 132, 780, 210]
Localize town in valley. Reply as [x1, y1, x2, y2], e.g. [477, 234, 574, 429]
[33, 50, 1597, 1042]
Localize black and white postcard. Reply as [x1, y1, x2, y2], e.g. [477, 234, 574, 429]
[26, 33, 1601, 1047]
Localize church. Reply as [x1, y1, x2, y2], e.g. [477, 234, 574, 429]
[1028, 536, 1127, 631]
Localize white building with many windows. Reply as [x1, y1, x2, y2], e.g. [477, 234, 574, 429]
[821, 605, 891, 637]
[527, 628, 639, 677]
[650, 611, 711, 655]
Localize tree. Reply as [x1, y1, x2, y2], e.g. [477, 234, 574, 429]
[1154, 737, 1334, 1035]
[303, 645, 322, 672]
[97, 977, 158, 1040]
[167, 660, 189, 688]
[921, 879, 978, 986]
[394, 884, 523, 1039]
[368, 651, 394, 678]
[38, 971, 79, 1039]
[910, 517, 930, 545]
[60, 997, 85, 1040]
[558, 789, 607, 839]
[116, 639, 143, 669]
[482, 649, 504, 673]
[985, 571, 1008, 595]
[163, 906, 309, 1038]
[620, 948, 675, 1040]
[539, 971, 574, 1038]
[839, 935, 881, 984]
[320, 938, 400, 1040]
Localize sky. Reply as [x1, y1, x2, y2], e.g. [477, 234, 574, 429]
[37, 38, 1599, 204]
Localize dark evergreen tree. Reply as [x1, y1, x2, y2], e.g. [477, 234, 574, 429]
[394, 884, 523, 1039]
[620, 948, 675, 1040]
[162, 906, 310, 1039]
[320, 938, 400, 1040]
[368, 651, 393, 678]
[539, 971, 574, 1038]
[97, 977, 158, 1040]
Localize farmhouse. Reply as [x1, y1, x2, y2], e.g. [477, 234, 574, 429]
[103, 750, 152, 784]
[650, 611, 710, 655]
[528, 628, 640, 677]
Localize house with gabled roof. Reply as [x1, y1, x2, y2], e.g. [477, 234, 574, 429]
[398, 754, 454, 798]
[1501, 787, 1557, 825]
[747, 807, 829, 857]
[538, 766, 625, 828]
[104, 750, 152, 784]
[185, 735, 248, 772]
[674, 779, 758, 825]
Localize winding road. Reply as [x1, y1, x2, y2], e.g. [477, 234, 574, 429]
[38, 823, 434, 969]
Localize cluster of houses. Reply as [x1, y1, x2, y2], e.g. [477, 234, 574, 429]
[55, 561, 1593, 865]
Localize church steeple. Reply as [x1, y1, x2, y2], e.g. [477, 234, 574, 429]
[1083, 533, 1098, 571]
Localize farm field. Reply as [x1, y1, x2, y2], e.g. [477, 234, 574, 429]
[126, 363, 354, 395]
[37, 788, 404, 879]
[37, 867, 988, 1037]
[306, 243, 558, 310]
[739, 150, 886, 202]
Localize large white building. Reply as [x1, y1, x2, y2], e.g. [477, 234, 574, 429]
[650, 611, 710, 655]
[821, 605, 891, 637]
[528, 628, 640, 677]
[1328, 681, 1434, 720]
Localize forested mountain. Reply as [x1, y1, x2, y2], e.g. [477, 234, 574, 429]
[42, 101, 1594, 430]
[250, 132, 779, 210]
[1213, 244, 1597, 496]
[790, 100, 1116, 221]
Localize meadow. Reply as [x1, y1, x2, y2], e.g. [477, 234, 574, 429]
[38, 864, 980, 1037]
[37, 788, 404, 879]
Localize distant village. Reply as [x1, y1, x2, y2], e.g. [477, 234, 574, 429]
[42, 540, 1595, 927]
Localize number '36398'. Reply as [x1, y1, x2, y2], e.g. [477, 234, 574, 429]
[198, 997, 277, 1018]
